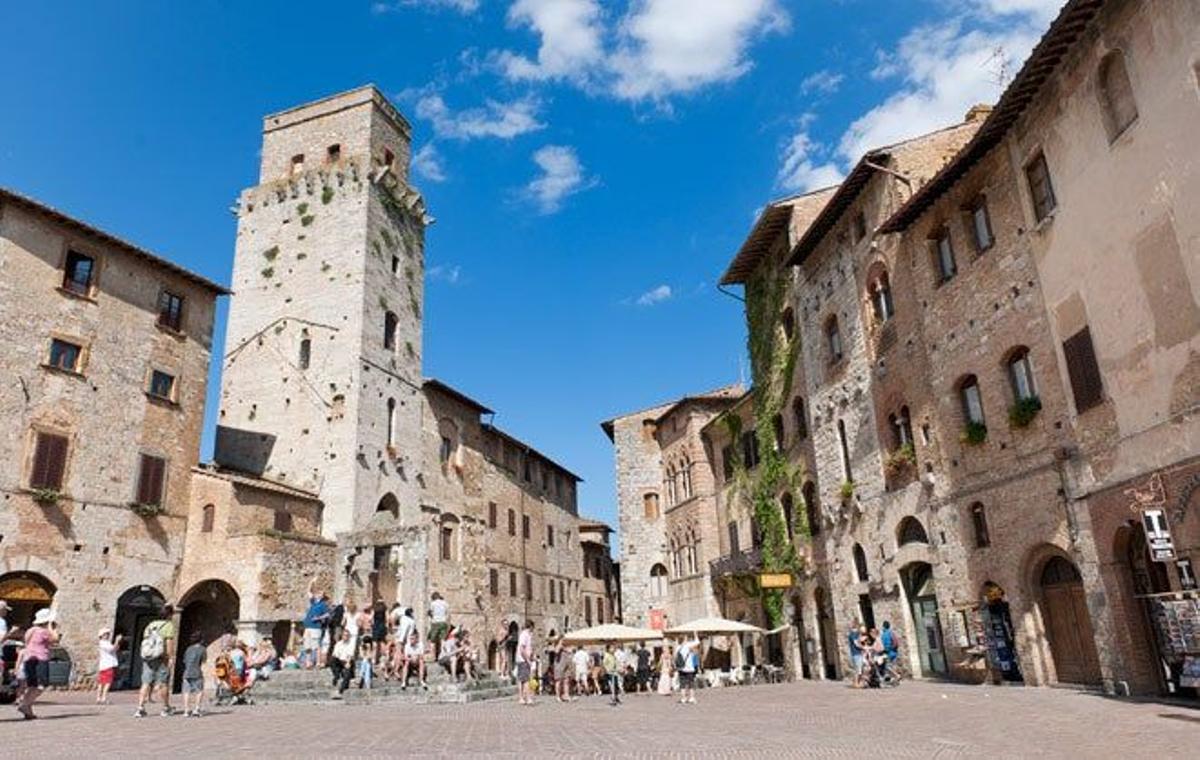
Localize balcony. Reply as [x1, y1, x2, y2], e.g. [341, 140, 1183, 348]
[710, 547, 763, 578]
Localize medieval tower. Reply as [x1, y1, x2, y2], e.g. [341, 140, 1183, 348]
[215, 86, 429, 540]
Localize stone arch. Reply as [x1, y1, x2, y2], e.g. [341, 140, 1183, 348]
[175, 579, 240, 689]
[0, 571, 57, 632]
[896, 516, 929, 547]
[112, 584, 167, 690]
[376, 492, 399, 518]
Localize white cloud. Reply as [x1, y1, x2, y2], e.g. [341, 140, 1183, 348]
[836, 19, 1042, 162]
[415, 94, 545, 140]
[777, 121, 843, 193]
[524, 144, 593, 214]
[495, 0, 606, 84]
[412, 143, 447, 182]
[974, 0, 1064, 24]
[609, 0, 789, 101]
[800, 69, 844, 96]
[636, 284, 673, 306]
[372, 0, 480, 13]
[428, 264, 463, 284]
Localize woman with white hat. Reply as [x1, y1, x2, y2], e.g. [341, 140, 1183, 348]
[16, 608, 59, 719]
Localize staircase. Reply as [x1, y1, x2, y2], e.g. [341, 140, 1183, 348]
[250, 667, 518, 705]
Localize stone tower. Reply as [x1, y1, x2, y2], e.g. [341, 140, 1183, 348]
[215, 85, 429, 539]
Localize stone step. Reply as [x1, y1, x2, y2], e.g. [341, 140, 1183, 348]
[249, 669, 518, 706]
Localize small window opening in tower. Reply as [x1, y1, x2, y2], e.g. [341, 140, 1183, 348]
[327, 144, 341, 162]
[290, 154, 305, 175]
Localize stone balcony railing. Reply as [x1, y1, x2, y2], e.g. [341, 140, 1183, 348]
[710, 547, 764, 578]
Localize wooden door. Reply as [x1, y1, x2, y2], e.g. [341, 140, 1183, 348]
[1041, 558, 1102, 685]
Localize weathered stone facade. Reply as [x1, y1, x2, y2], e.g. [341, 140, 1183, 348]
[0, 187, 223, 685]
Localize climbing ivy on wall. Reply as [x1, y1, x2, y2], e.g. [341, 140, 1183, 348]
[723, 251, 808, 628]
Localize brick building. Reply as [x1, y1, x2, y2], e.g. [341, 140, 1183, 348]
[0, 187, 225, 687]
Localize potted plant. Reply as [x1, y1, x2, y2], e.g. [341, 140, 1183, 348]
[961, 421, 988, 446]
[30, 488, 61, 506]
[1008, 396, 1043, 428]
[130, 502, 165, 518]
[884, 443, 916, 476]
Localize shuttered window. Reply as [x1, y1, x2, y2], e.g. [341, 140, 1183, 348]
[1063, 327, 1104, 412]
[136, 454, 167, 506]
[30, 432, 69, 490]
[1025, 152, 1057, 222]
[488, 501, 497, 529]
[489, 568, 499, 596]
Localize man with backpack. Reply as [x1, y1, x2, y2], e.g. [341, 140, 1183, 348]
[674, 639, 699, 705]
[135, 603, 177, 718]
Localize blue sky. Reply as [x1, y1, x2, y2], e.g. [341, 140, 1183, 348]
[1, 0, 1062, 531]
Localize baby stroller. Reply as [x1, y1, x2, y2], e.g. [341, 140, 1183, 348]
[213, 651, 254, 706]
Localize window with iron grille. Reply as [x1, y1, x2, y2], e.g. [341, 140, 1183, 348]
[1063, 326, 1104, 412]
[30, 432, 69, 490]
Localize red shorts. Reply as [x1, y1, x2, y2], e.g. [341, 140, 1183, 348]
[97, 668, 115, 685]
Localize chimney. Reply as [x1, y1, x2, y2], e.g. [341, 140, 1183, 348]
[965, 104, 994, 123]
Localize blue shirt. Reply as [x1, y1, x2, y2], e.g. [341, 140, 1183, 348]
[880, 629, 897, 654]
[847, 630, 860, 656]
[304, 597, 329, 629]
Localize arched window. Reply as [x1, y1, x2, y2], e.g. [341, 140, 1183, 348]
[650, 563, 668, 598]
[201, 504, 215, 533]
[681, 456, 693, 499]
[803, 481, 820, 537]
[1007, 347, 1037, 401]
[386, 398, 396, 447]
[868, 269, 895, 324]
[897, 516, 930, 546]
[643, 492, 660, 520]
[959, 375, 985, 425]
[781, 307, 796, 341]
[792, 396, 809, 441]
[781, 492, 795, 541]
[384, 311, 399, 350]
[376, 493, 399, 517]
[852, 543, 869, 581]
[773, 413, 785, 452]
[665, 465, 677, 506]
[826, 316, 843, 363]
[1098, 50, 1138, 140]
[890, 405, 914, 449]
[299, 337, 311, 370]
[971, 502, 991, 548]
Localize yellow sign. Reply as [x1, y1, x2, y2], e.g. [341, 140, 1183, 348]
[759, 573, 794, 589]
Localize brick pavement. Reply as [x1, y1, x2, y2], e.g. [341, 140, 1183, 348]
[1, 680, 1197, 758]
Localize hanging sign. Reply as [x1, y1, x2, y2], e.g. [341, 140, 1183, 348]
[759, 572, 794, 589]
[649, 608, 665, 631]
[1141, 508, 1176, 562]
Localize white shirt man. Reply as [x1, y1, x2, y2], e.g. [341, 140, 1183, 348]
[396, 609, 416, 645]
[430, 597, 449, 624]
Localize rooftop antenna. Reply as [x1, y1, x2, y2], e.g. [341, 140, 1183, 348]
[985, 46, 1012, 88]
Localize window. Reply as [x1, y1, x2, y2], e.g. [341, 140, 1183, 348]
[1098, 51, 1138, 140]
[967, 198, 994, 252]
[803, 481, 820, 537]
[728, 522, 740, 555]
[201, 504, 215, 533]
[773, 413, 785, 452]
[1007, 347, 1036, 401]
[751, 518, 763, 549]
[62, 251, 95, 296]
[643, 492, 660, 520]
[439, 436, 453, 464]
[509, 572, 517, 596]
[549, 579, 556, 603]
[1063, 326, 1104, 412]
[508, 509, 516, 536]
[585, 597, 592, 625]
[523, 456, 532, 482]
[959, 375, 985, 425]
[826, 317, 843, 363]
[273, 509, 293, 533]
[488, 502, 497, 529]
[30, 432, 69, 490]
[489, 568, 499, 596]
[665, 466, 676, 506]
[650, 564, 668, 598]
[135, 453, 167, 507]
[522, 514, 531, 540]
[385, 398, 396, 447]
[440, 526, 453, 561]
[525, 573, 533, 600]
[837, 419, 853, 482]
[781, 307, 796, 341]
[781, 493, 795, 541]
[933, 229, 957, 283]
[391, 254, 401, 276]
[157, 291, 184, 331]
[721, 444, 735, 482]
[383, 147, 395, 169]
[740, 430, 760, 470]
[869, 270, 895, 324]
[384, 311, 398, 350]
[597, 603, 605, 624]
[897, 516, 930, 546]
[853, 543, 869, 581]
[48, 338, 82, 372]
[299, 338, 311, 369]
[290, 154, 305, 175]
[971, 503, 991, 548]
[793, 397, 809, 441]
[547, 524, 555, 547]
[1025, 152, 1057, 222]
[327, 143, 341, 162]
[148, 370, 176, 402]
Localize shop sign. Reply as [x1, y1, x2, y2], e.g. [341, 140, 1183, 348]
[1141, 508, 1176, 562]
[649, 608, 665, 630]
[759, 572, 794, 589]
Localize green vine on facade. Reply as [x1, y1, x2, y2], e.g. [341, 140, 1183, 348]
[723, 251, 808, 628]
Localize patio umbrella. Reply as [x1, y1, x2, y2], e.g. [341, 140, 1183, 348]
[561, 623, 663, 645]
[664, 617, 765, 636]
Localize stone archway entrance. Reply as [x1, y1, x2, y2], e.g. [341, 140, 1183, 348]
[174, 579, 240, 690]
[0, 572, 56, 631]
[1038, 556, 1102, 686]
[112, 585, 166, 690]
[901, 562, 947, 676]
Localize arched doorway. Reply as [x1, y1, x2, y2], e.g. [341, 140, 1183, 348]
[174, 580, 240, 690]
[814, 587, 838, 680]
[981, 582, 1022, 682]
[1038, 556, 1101, 685]
[0, 572, 56, 632]
[112, 585, 166, 690]
[901, 562, 947, 676]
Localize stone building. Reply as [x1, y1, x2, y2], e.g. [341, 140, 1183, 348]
[579, 520, 619, 626]
[0, 187, 225, 687]
[602, 385, 740, 629]
[882, 0, 1200, 696]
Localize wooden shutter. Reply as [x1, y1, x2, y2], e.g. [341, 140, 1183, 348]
[31, 432, 69, 490]
[1063, 327, 1104, 412]
[137, 454, 166, 506]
